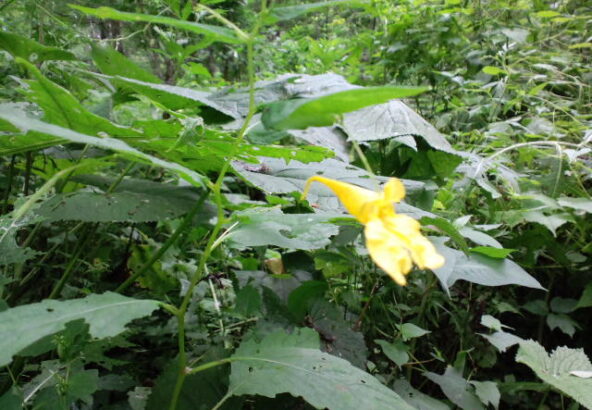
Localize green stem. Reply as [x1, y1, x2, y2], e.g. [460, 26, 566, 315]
[116, 192, 209, 293]
[168, 4, 266, 407]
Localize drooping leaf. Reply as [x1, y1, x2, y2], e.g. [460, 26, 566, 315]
[0, 31, 75, 62]
[480, 331, 523, 353]
[0, 292, 160, 367]
[17, 59, 143, 138]
[0, 107, 206, 187]
[470, 381, 500, 409]
[425, 366, 485, 410]
[516, 340, 592, 408]
[70, 5, 243, 44]
[432, 240, 544, 292]
[90, 44, 162, 83]
[262, 86, 429, 130]
[376, 340, 409, 368]
[229, 328, 414, 410]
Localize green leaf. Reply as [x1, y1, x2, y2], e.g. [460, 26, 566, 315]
[0, 107, 206, 188]
[546, 313, 579, 337]
[470, 246, 515, 259]
[229, 328, 414, 410]
[70, 5, 243, 44]
[516, 340, 592, 409]
[147, 349, 239, 410]
[432, 240, 544, 292]
[0, 31, 75, 63]
[470, 381, 500, 409]
[287, 281, 328, 321]
[576, 283, 592, 310]
[36, 177, 208, 222]
[0, 215, 39, 266]
[342, 99, 455, 153]
[425, 366, 485, 410]
[397, 323, 431, 341]
[91, 44, 162, 83]
[376, 340, 409, 367]
[480, 331, 523, 353]
[262, 86, 429, 130]
[267, 0, 366, 23]
[235, 285, 262, 317]
[17, 59, 143, 138]
[0, 292, 160, 367]
[482, 66, 507, 76]
[393, 379, 451, 410]
[421, 216, 470, 254]
[228, 207, 340, 251]
[558, 197, 592, 213]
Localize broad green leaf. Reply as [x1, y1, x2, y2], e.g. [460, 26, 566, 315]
[480, 315, 506, 332]
[0, 215, 39, 266]
[235, 285, 262, 317]
[341, 99, 455, 153]
[262, 86, 429, 130]
[228, 207, 340, 250]
[0, 108, 206, 187]
[0, 292, 160, 367]
[458, 226, 502, 248]
[393, 379, 451, 410]
[70, 5, 243, 44]
[0, 387, 22, 410]
[91, 44, 162, 83]
[470, 381, 500, 409]
[0, 31, 75, 62]
[432, 240, 544, 292]
[516, 340, 592, 408]
[479, 331, 523, 353]
[425, 366, 485, 410]
[558, 197, 592, 213]
[550, 297, 578, 313]
[229, 328, 414, 410]
[267, 0, 366, 23]
[376, 340, 409, 367]
[308, 300, 368, 368]
[397, 323, 431, 341]
[421, 216, 469, 253]
[287, 281, 328, 321]
[546, 313, 579, 337]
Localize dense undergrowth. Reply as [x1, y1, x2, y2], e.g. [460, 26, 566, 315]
[0, 0, 591, 409]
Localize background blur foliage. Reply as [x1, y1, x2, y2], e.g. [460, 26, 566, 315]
[0, 0, 591, 409]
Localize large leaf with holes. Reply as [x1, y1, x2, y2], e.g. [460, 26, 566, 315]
[516, 340, 592, 408]
[229, 328, 413, 410]
[0, 215, 38, 266]
[71, 5, 242, 44]
[262, 86, 428, 130]
[0, 292, 160, 367]
[431, 239, 544, 292]
[228, 207, 341, 250]
[0, 107, 205, 187]
[0, 31, 75, 62]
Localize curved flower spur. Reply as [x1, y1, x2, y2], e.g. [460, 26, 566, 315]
[302, 176, 445, 285]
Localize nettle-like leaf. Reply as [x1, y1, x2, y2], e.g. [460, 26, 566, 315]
[37, 175, 211, 223]
[0, 292, 160, 367]
[0, 107, 206, 188]
[432, 239, 544, 293]
[91, 44, 162, 84]
[516, 340, 592, 408]
[0, 215, 39, 266]
[424, 366, 485, 410]
[71, 5, 243, 44]
[262, 86, 429, 130]
[229, 328, 414, 410]
[0, 31, 75, 63]
[266, 0, 366, 24]
[228, 207, 341, 251]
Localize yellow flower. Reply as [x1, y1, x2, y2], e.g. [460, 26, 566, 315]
[302, 176, 444, 285]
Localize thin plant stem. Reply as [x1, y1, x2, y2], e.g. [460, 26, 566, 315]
[116, 192, 209, 293]
[168, 3, 267, 407]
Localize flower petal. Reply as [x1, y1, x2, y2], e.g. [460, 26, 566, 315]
[382, 178, 405, 203]
[303, 176, 379, 223]
[383, 214, 445, 270]
[364, 218, 412, 285]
